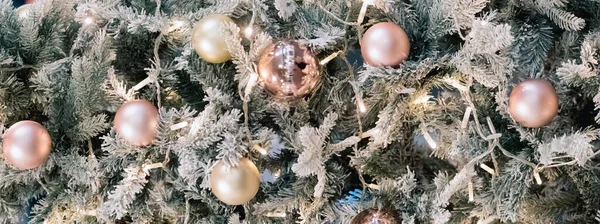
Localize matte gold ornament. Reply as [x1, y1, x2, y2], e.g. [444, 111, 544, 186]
[2, 121, 51, 169]
[114, 100, 158, 146]
[361, 22, 410, 67]
[192, 14, 234, 63]
[210, 158, 260, 205]
[351, 208, 401, 224]
[509, 80, 558, 128]
[257, 40, 320, 100]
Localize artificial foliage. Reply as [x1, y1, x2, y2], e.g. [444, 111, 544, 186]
[1, 0, 600, 223]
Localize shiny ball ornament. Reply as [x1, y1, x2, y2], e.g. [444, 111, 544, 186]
[210, 158, 260, 205]
[2, 121, 51, 170]
[351, 208, 401, 224]
[258, 40, 320, 100]
[192, 14, 234, 63]
[15, 4, 31, 19]
[114, 100, 158, 146]
[361, 22, 410, 67]
[509, 80, 559, 128]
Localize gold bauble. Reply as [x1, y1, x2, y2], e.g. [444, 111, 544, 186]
[2, 121, 52, 169]
[257, 40, 320, 100]
[351, 208, 401, 224]
[192, 14, 234, 63]
[508, 80, 558, 128]
[210, 158, 260, 205]
[114, 100, 158, 146]
[361, 22, 410, 68]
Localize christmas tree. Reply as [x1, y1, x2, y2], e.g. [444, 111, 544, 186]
[1, 0, 600, 223]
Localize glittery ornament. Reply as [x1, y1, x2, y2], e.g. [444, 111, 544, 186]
[210, 158, 260, 205]
[351, 208, 401, 224]
[192, 14, 234, 63]
[508, 80, 558, 128]
[361, 22, 410, 67]
[114, 100, 158, 146]
[2, 121, 51, 169]
[257, 40, 320, 100]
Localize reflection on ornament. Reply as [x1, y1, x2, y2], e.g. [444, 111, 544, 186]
[351, 208, 401, 224]
[508, 79, 558, 128]
[361, 22, 410, 67]
[114, 100, 159, 146]
[2, 121, 52, 170]
[257, 40, 320, 100]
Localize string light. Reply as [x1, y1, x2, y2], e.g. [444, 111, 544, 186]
[443, 77, 468, 92]
[243, 26, 254, 39]
[170, 121, 189, 131]
[168, 20, 186, 32]
[420, 125, 437, 149]
[413, 94, 432, 105]
[264, 212, 286, 218]
[245, 73, 259, 98]
[319, 51, 342, 65]
[253, 144, 268, 155]
[468, 180, 474, 202]
[133, 77, 154, 91]
[357, 0, 372, 25]
[480, 163, 495, 175]
[83, 17, 94, 25]
[533, 170, 542, 185]
[357, 97, 367, 113]
[461, 107, 472, 129]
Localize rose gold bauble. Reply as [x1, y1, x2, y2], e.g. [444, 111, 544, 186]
[192, 14, 234, 63]
[2, 121, 51, 169]
[257, 40, 320, 100]
[351, 208, 401, 224]
[509, 80, 558, 128]
[210, 158, 260, 205]
[114, 100, 158, 146]
[361, 22, 410, 67]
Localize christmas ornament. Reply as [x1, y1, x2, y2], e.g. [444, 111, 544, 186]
[351, 208, 401, 224]
[210, 158, 260, 205]
[2, 121, 51, 169]
[360, 22, 410, 67]
[508, 80, 558, 128]
[192, 14, 234, 63]
[257, 40, 320, 100]
[15, 4, 31, 19]
[114, 100, 158, 146]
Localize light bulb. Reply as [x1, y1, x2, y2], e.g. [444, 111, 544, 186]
[243, 26, 253, 39]
[83, 17, 94, 25]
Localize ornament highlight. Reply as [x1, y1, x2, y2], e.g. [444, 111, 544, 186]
[508, 80, 558, 128]
[192, 14, 234, 63]
[361, 22, 410, 67]
[258, 40, 320, 100]
[351, 208, 401, 224]
[210, 158, 260, 205]
[2, 121, 51, 169]
[114, 100, 159, 146]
